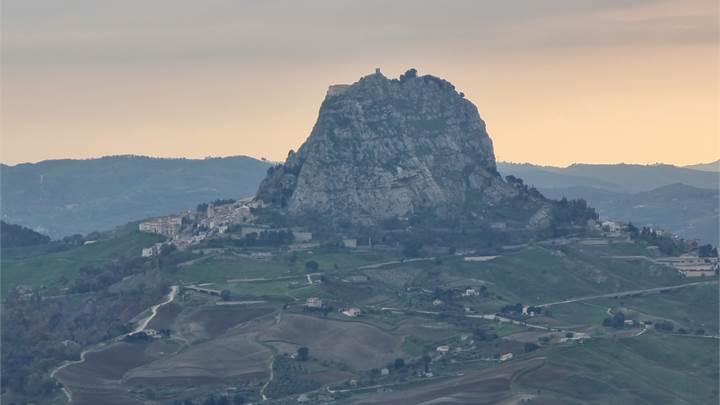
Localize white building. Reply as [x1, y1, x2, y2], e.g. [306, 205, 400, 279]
[306, 297, 323, 308]
[342, 308, 361, 317]
[139, 216, 182, 237]
[293, 231, 313, 242]
[499, 352, 513, 362]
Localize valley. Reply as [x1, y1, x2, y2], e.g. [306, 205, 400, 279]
[4, 229, 716, 404]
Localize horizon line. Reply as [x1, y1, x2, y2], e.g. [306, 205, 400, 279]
[1, 153, 717, 169]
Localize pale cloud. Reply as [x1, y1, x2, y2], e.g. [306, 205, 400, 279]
[1, 0, 718, 165]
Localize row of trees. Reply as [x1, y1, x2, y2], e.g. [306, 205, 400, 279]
[627, 223, 687, 255]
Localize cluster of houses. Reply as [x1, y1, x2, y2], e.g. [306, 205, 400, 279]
[591, 219, 719, 277]
[655, 255, 718, 277]
[137, 198, 319, 256]
[139, 216, 183, 237]
[304, 297, 362, 318]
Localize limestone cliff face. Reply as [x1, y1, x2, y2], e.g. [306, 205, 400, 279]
[256, 69, 531, 225]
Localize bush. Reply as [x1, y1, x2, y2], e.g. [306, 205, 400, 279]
[524, 342, 540, 352]
[304, 261, 319, 273]
[654, 321, 675, 332]
[220, 290, 232, 301]
[296, 346, 309, 361]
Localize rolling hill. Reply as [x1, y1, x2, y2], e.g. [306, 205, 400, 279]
[1, 157, 717, 245]
[684, 159, 720, 172]
[498, 162, 719, 245]
[1, 155, 272, 239]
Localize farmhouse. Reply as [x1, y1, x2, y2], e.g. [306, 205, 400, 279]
[342, 308, 361, 317]
[436, 345, 450, 353]
[141, 242, 167, 257]
[655, 255, 719, 277]
[462, 287, 480, 297]
[499, 352, 513, 362]
[601, 220, 625, 233]
[292, 231, 313, 242]
[342, 238, 358, 248]
[306, 297, 323, 308]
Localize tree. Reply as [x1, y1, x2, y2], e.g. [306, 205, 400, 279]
[422, 354, 432, 372]
[602, 311, 626, 329]
[305, 260, 319, 273]
[524, 342, 540, 352]
[399, 68, 418, 82]
[297, 346, 309, 361]
[232, 394, 245, 405]
[654, 320, 675, 332]
[699, 244, 718, 258]
[220, 289, 232, 301]
[393, 358, 406, 369]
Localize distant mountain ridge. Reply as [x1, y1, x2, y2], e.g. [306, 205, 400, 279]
[497, 162, 719, 192]
[684, 159, 720, 172]
[497, 162, 719, 245]
[2, 155, 717, 244]
[1, 155, 272, 238]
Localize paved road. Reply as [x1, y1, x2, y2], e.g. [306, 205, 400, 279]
[537, 280, 718, 307]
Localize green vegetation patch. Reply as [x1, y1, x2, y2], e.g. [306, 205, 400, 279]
[450, 246, 685, 305]
[1, 229, 163, 294]
[519, 333, 719, 404]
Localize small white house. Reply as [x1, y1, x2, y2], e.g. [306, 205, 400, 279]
[499, 352, 513, 362]
[342, 238, 358, 248]
[293, 231, 313, 242]
[342, 308, 361, 317]
[306, 297, 323, 308]
[436, 345, 450, 353]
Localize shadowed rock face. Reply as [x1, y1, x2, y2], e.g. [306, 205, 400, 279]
[256, 69, 524, 225]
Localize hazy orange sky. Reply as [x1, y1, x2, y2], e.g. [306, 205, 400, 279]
[2, 0, 718, 166]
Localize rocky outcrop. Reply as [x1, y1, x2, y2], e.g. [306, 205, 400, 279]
[256, 69, 548, 226]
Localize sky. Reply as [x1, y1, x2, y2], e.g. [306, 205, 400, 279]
[1, 0, 718, 166]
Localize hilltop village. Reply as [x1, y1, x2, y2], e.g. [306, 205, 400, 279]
[139, 199, 718, 280]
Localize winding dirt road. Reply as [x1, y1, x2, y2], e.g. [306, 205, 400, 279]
[50, 285, 179, 403]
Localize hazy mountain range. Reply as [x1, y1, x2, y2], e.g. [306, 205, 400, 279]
[683, 159, 720, 172]
[0, 155, 271, 239]
[1, 156, 717, 244]
[497, 162, 719, 245]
